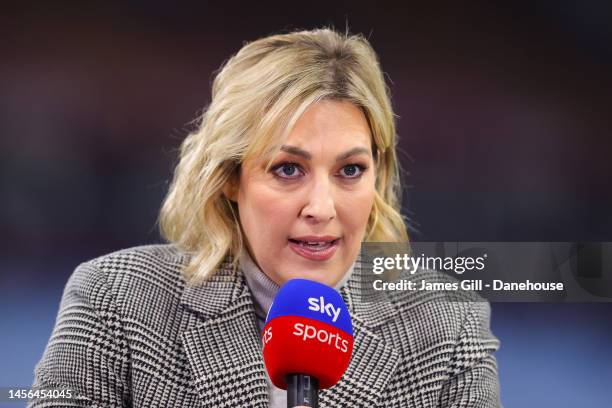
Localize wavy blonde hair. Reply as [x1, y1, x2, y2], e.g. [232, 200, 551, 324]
[159, 27, 409, 284]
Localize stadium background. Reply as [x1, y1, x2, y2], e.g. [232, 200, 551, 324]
[1, 2, 611, 406]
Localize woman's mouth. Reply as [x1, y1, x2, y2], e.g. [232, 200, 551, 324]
[287, 238, 340, 261]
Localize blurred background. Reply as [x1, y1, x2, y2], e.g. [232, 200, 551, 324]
[1, 1, 611, 406]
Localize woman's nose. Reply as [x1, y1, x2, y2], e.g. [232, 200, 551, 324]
[300, 176, 336, 222]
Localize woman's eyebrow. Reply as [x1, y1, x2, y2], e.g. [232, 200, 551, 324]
[279, 145, 371, 161]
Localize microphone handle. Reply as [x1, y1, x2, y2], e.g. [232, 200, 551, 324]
[286, 373, 319, 408]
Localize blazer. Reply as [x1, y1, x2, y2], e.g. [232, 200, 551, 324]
[30, 244, 501, 407]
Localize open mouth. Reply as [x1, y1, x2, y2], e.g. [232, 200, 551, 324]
[287, 238, 340, 250]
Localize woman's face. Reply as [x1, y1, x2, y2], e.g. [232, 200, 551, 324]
[228, 99, 377, 287]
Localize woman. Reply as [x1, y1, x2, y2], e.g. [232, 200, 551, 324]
[30, 28, 501, 407]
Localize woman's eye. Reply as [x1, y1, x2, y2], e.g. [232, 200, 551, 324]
[339, 164, 367, 178]
[271, 162, 367, 180]
[272, 162, 303, 179]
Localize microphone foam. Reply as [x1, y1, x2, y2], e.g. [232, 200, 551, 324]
[262, 279, 353, 389]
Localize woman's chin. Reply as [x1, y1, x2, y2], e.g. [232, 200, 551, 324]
[277, 246, 348, 286]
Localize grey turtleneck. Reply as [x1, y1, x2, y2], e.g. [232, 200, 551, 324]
[239, 249, 355, 408]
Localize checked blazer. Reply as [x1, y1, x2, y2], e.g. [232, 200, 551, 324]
[30, 244, 501, 407]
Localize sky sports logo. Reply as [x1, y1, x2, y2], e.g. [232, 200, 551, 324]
[262, 295, 349, 353]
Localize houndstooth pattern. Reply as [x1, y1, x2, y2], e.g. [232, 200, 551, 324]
[29, 244, 501, 407]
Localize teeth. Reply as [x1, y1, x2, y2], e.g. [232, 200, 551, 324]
[293, 240, 334, 247]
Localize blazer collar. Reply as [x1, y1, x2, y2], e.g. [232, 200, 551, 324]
[338, 253, 400, 328]
[180, 253, 400, 328]
[180, 257, 245, 319]
[179, 253, 402, 407]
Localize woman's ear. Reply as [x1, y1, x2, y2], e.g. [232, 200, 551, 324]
[222, 178, 238, 202]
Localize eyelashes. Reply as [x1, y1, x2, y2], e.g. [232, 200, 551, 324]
[272, 162, 302, 179]
[271, 162, 368, 180]
[339, 163, 367, 178]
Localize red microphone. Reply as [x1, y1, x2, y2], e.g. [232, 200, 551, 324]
[262, 279, 353, 407]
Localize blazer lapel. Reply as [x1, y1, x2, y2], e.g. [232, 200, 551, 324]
[180, 259, 269, 408]
[319, 256, 403, 407]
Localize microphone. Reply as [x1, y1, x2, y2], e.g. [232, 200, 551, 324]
[262, 279, 353, 408]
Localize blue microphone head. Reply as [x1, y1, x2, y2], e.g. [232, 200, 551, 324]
[262, 278, 354, 389]
[265, 278, 353, 336]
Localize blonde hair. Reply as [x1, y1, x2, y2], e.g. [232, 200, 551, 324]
[159, 27, 409, 284]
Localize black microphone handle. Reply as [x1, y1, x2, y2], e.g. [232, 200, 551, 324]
[286, 373, 319, 408]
